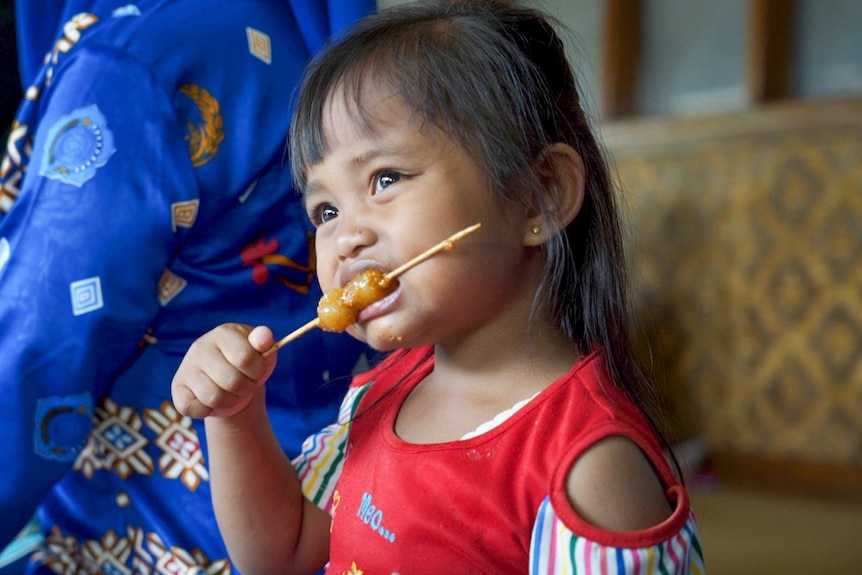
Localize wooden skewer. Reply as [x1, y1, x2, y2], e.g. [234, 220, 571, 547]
[263, 222, 482, 356]
[264, 317, 321, 354]
[384, 222, 482, 281]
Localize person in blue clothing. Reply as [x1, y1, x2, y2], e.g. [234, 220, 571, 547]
[0, 0, 374, 572]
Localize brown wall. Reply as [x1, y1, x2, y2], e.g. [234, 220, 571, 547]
[603, 99, 862, 476]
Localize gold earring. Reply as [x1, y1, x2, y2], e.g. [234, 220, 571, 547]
[531, 225, 541, 235]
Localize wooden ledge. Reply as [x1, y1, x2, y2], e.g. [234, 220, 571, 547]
[710, 451, 862, 503]
[599, 97, 862, 155]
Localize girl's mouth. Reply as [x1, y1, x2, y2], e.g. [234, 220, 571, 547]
[355, 283, 401, 324]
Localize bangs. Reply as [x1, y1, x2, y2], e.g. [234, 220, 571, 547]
[288, 4, 549, 198]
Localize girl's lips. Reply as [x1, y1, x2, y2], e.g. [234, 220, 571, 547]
[355, 282, 401, 324]
[335, 259, 390, 289]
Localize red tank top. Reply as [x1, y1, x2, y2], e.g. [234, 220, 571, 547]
[327, 347, 679, 575]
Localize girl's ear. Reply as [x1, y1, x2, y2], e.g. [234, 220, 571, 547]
[524, 143, 585, 246]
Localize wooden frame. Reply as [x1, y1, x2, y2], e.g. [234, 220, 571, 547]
[600, 0, 798, 120]
[747, 0, 795, 104]
[600, 0, 641, 121]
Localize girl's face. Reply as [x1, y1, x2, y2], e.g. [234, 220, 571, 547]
[304, 85, 540, 351]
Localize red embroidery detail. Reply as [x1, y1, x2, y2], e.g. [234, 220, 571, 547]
[241, 237, 280, 284]
[240, 234, 315, 295]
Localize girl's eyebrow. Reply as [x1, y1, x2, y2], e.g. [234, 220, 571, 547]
[302, 147, 387, 198]
[303, 180, 324, 200]
[349, 145, 405, 167]
[302, 143, 416, 205]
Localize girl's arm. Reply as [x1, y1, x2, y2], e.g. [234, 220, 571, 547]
[172, 324, 331, 574]
[205, 390, 331, 575]
[530, 437, 706, 574]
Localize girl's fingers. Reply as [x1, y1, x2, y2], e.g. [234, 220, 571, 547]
[205, 351, 261, 397]
[248, 325, 275, 351]
[171, 323, 275, 419]
[173, 368, 252, 418]
[172, 382, 214, 419]
[212, 324, 274, 386]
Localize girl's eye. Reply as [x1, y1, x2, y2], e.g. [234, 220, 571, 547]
[310, 203, 339, 226]
[373, 170, 402, 194]
[321, 205, 339, 222]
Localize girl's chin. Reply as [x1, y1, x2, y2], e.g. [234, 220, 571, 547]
[354, 324, 410, 352]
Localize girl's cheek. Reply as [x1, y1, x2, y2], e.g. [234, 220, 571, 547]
[314, 249, 337, 292]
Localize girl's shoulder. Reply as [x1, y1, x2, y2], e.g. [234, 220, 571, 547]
[551, 434, 691, 543]
[532, 353, 702, 567]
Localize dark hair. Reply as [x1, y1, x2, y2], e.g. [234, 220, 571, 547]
[290, 1, 675, 463]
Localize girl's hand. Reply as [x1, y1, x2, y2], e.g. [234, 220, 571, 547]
[171, 323, 277, 419]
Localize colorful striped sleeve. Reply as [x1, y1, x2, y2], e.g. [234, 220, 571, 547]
[529, 496, 706, 575]
[291, 383, 370, 512]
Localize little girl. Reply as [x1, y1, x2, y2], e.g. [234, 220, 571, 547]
[172, 1, 705, 573]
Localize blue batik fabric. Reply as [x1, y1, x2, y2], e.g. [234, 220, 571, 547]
[0, 0, 375, 572]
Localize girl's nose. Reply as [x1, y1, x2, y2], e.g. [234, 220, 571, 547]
[336, 221, 377, 260]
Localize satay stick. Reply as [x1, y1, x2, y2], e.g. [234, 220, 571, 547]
[264, 317, 321, 354]
[383, 222, 482, 280]
[263, 222, 482, 356]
